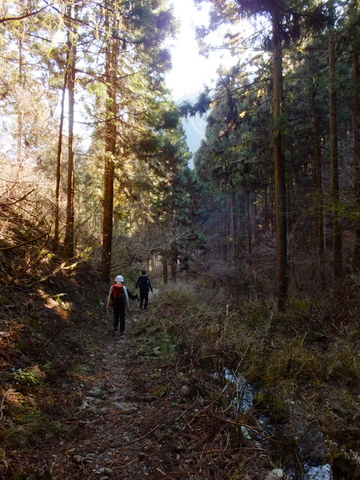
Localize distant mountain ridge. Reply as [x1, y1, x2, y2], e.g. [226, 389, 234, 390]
[182, 114, 207, 155]
[176, 92, 207, 164]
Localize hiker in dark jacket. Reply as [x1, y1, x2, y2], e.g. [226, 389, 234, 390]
[135, 270, 153, 310]
[107, 275, 138, 334]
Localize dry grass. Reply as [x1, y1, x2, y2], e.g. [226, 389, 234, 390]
[146, 278, 360, 477]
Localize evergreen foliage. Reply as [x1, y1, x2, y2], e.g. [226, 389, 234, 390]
[1, 1, 360, 478]
[193, 0, 360, 296]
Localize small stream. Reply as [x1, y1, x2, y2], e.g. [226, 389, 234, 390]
[214, 368, 357, 480]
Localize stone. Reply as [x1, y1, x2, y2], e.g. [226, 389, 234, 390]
[180, 385, 190, 397]
[88, 386, 105, 398]
[265, 468, 284, 480]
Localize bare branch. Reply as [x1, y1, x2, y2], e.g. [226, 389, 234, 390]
[0, 189, 35, 208]
[0, 232, 49, 252]
[0, 6, 50, 25]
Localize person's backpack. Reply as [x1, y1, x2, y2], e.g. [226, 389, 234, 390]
[138, 275, 149, 290]
[111, 283, 125, 304]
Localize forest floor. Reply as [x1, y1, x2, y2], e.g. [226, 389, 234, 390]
[16, 309, 215, 480]
[4, 259, 360, 479]
[3, 310, 270, 480]
[1, 265, 270, 480]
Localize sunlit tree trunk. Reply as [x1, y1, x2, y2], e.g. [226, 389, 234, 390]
[17, 37, 23, 163]
[64, 7, 77, 258]
[54, 68, 67, 251]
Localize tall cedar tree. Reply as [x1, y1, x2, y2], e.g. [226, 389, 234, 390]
[195, 0, 327, 308]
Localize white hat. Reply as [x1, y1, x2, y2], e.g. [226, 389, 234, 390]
[115, 275, 124, 283]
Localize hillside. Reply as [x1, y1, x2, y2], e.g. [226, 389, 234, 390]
[1, 2, 360, 478]
[1, 245, 360, 479]
[0, 258, 274, 480]
[1, 176, 360, 480]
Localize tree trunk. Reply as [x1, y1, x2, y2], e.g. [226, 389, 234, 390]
[171, 257, 177, 282]
[352, 36, 360, 268]
[54, 69, 67, 251]
[264, 186, 269, 234]
[287, 177, 295, 236]
[221, 213, 228, 261]
[229, 194, 236, 259]
[311, 93, 324, 259]
[17, 37, 23, 163]
[163, 260, 168, 284]
[310, 84, 325, 284]
[329, 26, 342, 279]
[101, 18, 118, 281]
[272, 16, 288, 309]
[64, 9, 76, 258]
[246, 190, 251, 254]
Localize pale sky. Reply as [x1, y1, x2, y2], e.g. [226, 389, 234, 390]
[165, 0, 233, 101]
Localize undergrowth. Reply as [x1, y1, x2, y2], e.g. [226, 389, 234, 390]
[1, 213, 360, 479]
[0, 251, 108, 478]
[147, 280, 360, 478]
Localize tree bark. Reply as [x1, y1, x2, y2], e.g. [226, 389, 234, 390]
[272, 16, 288, 309]
[54, 68, 68, 251]
[17, 37, 23, 163]
[246, 190, 251, 254]
[229, 194, 236, 258]
[171, 257, 177, 282]
[64, 7, 76, 258]
[163, 260, 168, 284]
[264, 186, 270, 234]
[352, 35, 360, 268]
[329, 26, 342, 279]
[221, 213, 228, 261]
[101, 17, 119, 281]
[311, 91, 324, 261]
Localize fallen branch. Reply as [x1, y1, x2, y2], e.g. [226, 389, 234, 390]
[156, 468, 176, 480]
[0, 390, 7, 420]
[0, 232, 49, 251]
[195, 446, 267, 454]
[181, 384, 229, 430]
[123, 423, 161, 445]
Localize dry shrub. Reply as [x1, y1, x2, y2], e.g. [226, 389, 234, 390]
[155, 282, 198, 310]
[140, 260, 360, 478]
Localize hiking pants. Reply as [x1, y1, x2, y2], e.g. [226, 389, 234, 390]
[139, 289, 149, 309]
[113, 302, 126, 332]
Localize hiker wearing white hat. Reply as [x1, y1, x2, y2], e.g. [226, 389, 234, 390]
[107, 275, 137, 335]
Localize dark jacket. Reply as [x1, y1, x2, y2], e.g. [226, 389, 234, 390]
[136, 274, 153, 293]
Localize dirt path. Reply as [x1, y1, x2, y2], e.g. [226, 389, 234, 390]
[23, 311, 208, 480]
[6, 307, 269, 480]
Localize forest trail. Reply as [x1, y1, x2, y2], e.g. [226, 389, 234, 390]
[18, 308, 217, 480]
[1, 262, 269, 480]
[33, 314, 175, 479]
